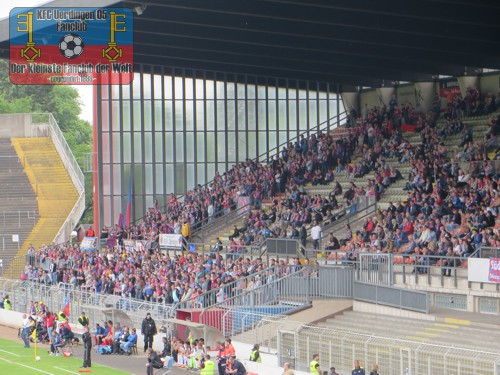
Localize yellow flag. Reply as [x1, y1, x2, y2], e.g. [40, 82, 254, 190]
[31, 328, 37, 341]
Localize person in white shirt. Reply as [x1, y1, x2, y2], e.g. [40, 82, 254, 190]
[21, 314, 31, 348]
[311, 221, 322, 250]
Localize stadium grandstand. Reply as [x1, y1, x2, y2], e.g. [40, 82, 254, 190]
[1, 1, 500, 374]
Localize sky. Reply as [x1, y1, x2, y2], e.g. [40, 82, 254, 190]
[0, 1, 94, 123]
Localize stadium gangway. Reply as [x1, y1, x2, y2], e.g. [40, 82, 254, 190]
[179, 241, 262, 259]
[189, 202, 252, 244]
[318, 195, 377, 242]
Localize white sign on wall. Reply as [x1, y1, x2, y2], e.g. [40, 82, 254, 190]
[159, 234, 183, 249]
[468, 258, 496, 283]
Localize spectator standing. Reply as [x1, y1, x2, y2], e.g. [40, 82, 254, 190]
[329, 367, 340, 375]
[216, 341, 226, 375]
[49, 260, 57, 285]
[352, 359, 366, 375]
[81, 325, 92, 368]
[21, 314, 31, 348]
[182, 221, 192, 242]
[3, 295, 12, 310]
[370, 363, 380, 375]
[300, 224, 307, 252]
[309, 353, 322, 374]
[282, 362, 294, 375]
[311, 222, 322, 250]
[78, 311, 89, 328]
[249, 343, 261, 362]
[142, 312, 157, 352]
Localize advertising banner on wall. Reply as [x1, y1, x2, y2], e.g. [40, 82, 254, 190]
[488, 258, 500, 283]
[468, 258, 500, 284]
[439, 80, 461, 99]
[159, 233, 183, 249]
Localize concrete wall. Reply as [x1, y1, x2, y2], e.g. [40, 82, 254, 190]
[353, 300, 436, 321]
[0, 113, 32, 139]
[232, 341, 309, 375]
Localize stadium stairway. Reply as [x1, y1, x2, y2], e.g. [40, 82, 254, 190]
[0, 139, 39, 271]
[6, 137, 79, 276]
[316, 310, 500, 352]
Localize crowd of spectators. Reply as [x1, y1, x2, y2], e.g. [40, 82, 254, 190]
[23, 240, 311, 306]
[339, 89, 500, 274]
[20, 87, 500, 303]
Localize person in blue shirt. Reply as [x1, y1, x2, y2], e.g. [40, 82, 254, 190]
[94, 323, 105, 345]
[120, 328, 138, 355]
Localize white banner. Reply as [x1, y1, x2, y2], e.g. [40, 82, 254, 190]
[468, 258, 491, 283]
[81, 236, 96, 251]
[159, 234, 183, 249]
[123, 239, 136, 252]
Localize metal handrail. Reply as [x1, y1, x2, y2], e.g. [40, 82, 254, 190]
[30, 113, 84, 193]
[190, 202, 252, 242]
[320, 196, 377, 241]
[169, 264, 292, 318]
[29, 113, 85, 245]
[199, 267, 310, 325]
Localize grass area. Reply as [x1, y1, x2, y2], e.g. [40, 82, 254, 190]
[0, 338, 131, 375]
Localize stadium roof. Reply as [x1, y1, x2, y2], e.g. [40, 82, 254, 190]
[1, 0, 499, 88]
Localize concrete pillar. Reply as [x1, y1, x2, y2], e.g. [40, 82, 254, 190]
[458, 76, 479, 96]
[341, 92, 359, 113]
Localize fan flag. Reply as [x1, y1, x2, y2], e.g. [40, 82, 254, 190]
[63, 300, 70, 317]
[9, 7, 134, 85]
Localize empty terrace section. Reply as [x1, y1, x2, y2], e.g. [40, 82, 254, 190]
[10, 137, 78, 274]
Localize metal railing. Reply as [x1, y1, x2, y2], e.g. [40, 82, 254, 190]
[199, 265, 354, 336]
[180, 241, 261, 259]
[29, 113, 85, 244]
[320, 196, 377, 242]
[169, 265, 295, 317]
[476, 246, 500, 259]
[199, 268, 310, 336]
[277, 321, 500, 375]
[356, 252, 472, 289]
[353, 281, 429, 313]
[190, 202, 252, 244]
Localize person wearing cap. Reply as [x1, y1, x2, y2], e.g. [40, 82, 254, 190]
[225, 355, 246, 375]
[141, 312, 157, 352]
[78, 311, 89, 328]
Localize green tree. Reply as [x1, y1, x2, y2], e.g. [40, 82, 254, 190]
[0, 58, 93, 224]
